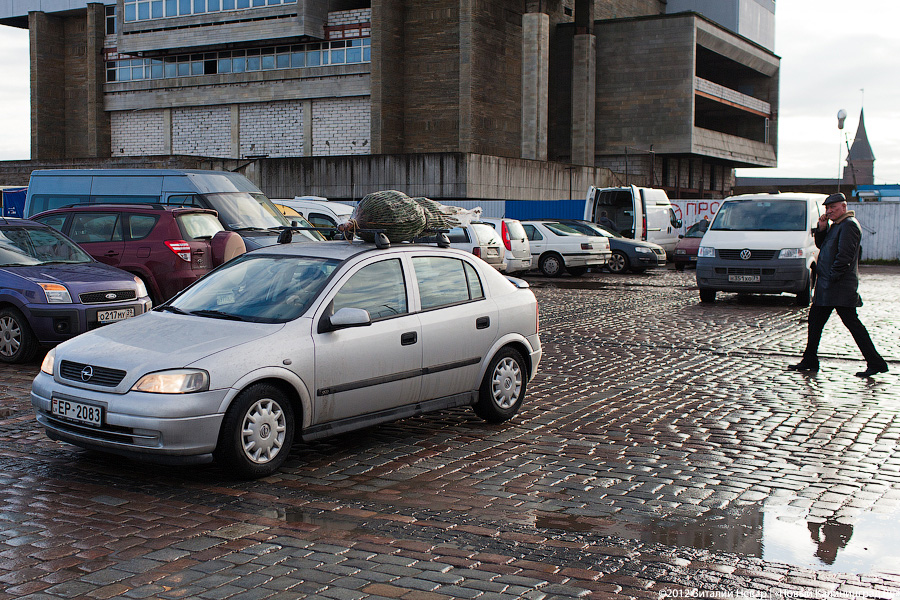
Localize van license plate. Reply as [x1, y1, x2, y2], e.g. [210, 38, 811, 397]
[729, 275, 760, 283]
[51, 398, 103, 427]
[97, 308, 134, 323]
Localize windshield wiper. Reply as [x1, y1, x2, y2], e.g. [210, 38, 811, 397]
[231, 227, 265, 232]
[189, 309, 247, 321]
[156, 305, 189, 314]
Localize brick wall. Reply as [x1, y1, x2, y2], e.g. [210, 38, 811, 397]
[240, 101, 304, 158]
[328, 8, 371, 26]
[595, 0, 665, 19]
[111, 110, 167, 155]
[312, 97, 371, 156]
[173, 106, 232, 157]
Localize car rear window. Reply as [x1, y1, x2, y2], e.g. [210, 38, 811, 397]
[177, 213, 224, 239]
[471, 223, 501, 245]
[505, 220, 527, 240]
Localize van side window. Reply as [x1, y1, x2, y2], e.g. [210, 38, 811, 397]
[69, 213, 123, 243]
[93, 195, 159, 205]
[166, 195, 201, 207]
[29, 195, 89, 214]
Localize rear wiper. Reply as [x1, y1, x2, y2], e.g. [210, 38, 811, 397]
[189, 309, 246, 321]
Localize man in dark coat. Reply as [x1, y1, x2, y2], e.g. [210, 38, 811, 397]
[789, 193, 888, 377]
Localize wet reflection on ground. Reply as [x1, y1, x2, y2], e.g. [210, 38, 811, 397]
[534, 502, 900, 573]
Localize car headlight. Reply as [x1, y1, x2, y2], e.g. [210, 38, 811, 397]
[40, 348, 56, 376]
[635, 247, 652, 254]
[778, 248, 805, 259]
[698, 246, 716, 258]
[132, 369, 209, 394]
[133, 276, 149, 299]
[39, 283, 72, 304]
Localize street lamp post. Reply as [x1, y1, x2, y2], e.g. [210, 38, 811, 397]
[837, 109, 847, 192]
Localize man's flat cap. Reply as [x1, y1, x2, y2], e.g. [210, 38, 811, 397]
[823, 192, 846, 205]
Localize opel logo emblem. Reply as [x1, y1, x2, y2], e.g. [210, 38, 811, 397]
[105, 293, 117, 299]
[81, 366, 93, 381]
[740, 249, 751, 260]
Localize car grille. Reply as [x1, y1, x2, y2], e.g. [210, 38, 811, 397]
[653, 247, 666, 256]
[60, 360, 127, 387]
[79, 290, 137, 304]
[717, 249, 778, 260]
[714, 267, 777, 276]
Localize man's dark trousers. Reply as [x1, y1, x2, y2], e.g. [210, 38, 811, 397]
[804, 305, 885, 366]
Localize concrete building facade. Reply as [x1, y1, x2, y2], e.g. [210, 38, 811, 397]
[0, 0, 780, 203]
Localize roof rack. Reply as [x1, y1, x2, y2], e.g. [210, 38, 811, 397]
[276, 227, 452, 249]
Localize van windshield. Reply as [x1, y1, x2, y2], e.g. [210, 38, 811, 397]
[200, 192, 291, 231]
[710, 200, 807, 232]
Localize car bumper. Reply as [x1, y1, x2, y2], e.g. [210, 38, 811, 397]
[503, 258, 533, 273]
[563, 252, 608, 268]
[31, 371, 227, 464]
[633, 252, 665, 268]
[27, 300, 152, 345]
[696, 258, 808, 294]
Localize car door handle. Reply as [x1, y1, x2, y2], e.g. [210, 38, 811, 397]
[401, 331, 417, 346]
[476, 316, 490, 329]
[104, 251, 119, 256]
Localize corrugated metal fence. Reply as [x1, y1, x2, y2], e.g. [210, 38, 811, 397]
[854, 202, 900, 261]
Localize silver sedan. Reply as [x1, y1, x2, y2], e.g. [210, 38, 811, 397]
[31, 240, 541, 478]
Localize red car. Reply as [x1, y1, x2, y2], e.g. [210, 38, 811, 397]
[32, 204, 246, 303]
[673, 220, 709, 271]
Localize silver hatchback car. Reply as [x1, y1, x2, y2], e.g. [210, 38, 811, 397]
[32, 239, 541, 478]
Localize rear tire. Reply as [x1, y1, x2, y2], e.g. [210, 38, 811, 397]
[215, 383, 295, 479]
[538, 253, 564, 277]
[474, 347, 527, 423]
[566, 266, 587, 277]
[699, 289, 716, 303]
[0, 307, 38, 364]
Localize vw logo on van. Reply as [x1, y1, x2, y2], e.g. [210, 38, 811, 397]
[740, 249, 752, 260]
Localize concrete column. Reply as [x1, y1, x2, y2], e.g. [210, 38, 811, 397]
[302, 100, 313, 156]
[163, 108, 172, 154]
[521, 12, 549, 161]
[29, 11, 66, 160]
[85, 3, 110, 157]
[230, 105, 240, 158]
[571, 33, 596, 167]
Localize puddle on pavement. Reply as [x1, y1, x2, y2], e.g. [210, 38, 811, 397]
[258, 507, 367, 533]
[535, 504, 900, 574]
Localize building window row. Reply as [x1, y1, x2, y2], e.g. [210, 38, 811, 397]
[123, 0, 296, 22]
[106, 38, 370, 82]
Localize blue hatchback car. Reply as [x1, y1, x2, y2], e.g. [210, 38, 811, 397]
[0, 219, 152, 363]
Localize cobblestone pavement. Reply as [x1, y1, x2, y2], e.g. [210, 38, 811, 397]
[1, 266, 899, 600]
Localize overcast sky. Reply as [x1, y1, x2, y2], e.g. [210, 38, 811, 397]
[1, 2, 899, 184]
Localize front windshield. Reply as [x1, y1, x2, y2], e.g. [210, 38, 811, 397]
[164, 254, 341, 323]
[201, 192, 291, 231]
[0, 226, 92, 266]
[685, 221, 708, 238]
[711, 200, 807, 232]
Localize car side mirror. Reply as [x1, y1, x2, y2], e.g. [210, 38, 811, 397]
[322, 307, 371, 332]
[678, 234, 684, 239]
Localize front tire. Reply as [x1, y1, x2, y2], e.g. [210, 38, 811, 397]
[699, 289, 716, 303]
[539, 253, 565, 277]
[796, 268, 815, 306]
[608, 251, 629, 274]
[0, 307, 38, 364]
[474, 347, 527, 423]
[215, 383, 295, 478]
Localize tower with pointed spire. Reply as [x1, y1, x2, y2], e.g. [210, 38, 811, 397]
[844, 109, 875, 185]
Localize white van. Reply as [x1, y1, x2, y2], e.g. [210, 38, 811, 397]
[276, 197, 354, 230]
[584, 185, 682, 253]
[695, 193, 825, 305]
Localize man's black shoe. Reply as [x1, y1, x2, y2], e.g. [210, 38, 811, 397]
[855, 365, 889, 377]
[787, 361, 819, 372]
